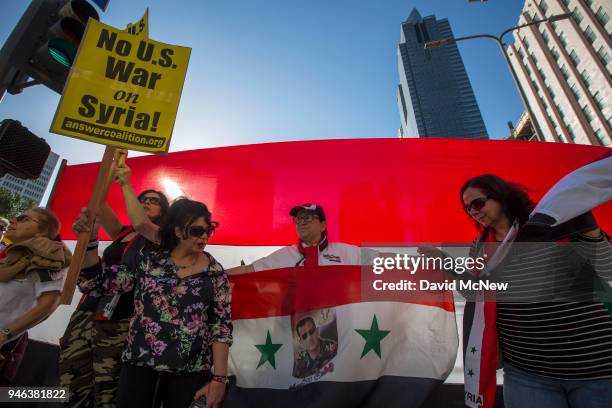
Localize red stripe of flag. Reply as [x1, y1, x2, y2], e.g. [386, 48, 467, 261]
[229, 265, 455, 320]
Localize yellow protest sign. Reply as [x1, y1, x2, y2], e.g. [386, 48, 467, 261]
[50, 19, 190, 153]
[126, 8, 149, 37]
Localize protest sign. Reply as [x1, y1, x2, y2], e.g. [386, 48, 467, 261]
[51, 19, 190, 153]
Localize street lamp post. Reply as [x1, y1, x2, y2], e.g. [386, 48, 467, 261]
[424, 13, 572, 141]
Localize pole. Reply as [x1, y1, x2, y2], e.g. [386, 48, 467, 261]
[425, 14, 573, 142]
[60, 146, 124, 305]
[494, 37, 544, 141]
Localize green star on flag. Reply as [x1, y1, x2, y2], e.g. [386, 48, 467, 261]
[467, 368, 475, 377]
[355, 314, 390, 359]
[470, 346, 477, 354]
[255, 330, 282, 369]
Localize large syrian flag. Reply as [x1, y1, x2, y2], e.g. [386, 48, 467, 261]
[224, 264, 458, 408]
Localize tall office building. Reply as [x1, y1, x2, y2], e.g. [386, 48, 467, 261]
[508, 0, 611, 146]
[397, 9, 488, 139]
[0, 151, 59, 204]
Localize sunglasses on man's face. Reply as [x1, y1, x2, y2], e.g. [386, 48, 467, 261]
[139, 196, 161, 205]
[0, 225, 6, 232]
[464, 197, 489, 213]
[187, 224, 217, 239]
[293, 213, 319, 225]
[300, 327, 316, 340]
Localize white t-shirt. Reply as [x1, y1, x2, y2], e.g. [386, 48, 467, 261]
[0, 269, 65, 343]
[252, 242, 378, 271]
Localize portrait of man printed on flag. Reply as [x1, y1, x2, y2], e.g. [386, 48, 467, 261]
[291, 308, 338, 379]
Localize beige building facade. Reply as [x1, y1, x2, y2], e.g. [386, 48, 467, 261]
[508, 0, 611, 146]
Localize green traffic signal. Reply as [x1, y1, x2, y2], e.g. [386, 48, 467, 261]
[47, 38, 77, 68]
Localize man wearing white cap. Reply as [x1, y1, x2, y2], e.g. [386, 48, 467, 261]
[228, 203, 369, 273]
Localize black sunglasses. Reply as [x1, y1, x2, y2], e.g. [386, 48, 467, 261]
[139, 196, 161, 205]
[465, 197, 489, 213]
[187, 222, 218, 238]
[293, 213, 319, 224]
[300, 327, 316, 340]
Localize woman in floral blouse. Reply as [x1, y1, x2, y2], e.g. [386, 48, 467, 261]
[81, 198, 232, 408]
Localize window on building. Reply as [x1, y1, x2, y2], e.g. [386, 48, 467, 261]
[584, 26, 597, 44]
[546, 84, 556, 100]
[572, 8, 584, 25]
[551, 48, 560, 61]
[593, 91, 605, 111]
[595, 129, 610, 146]
[550, 116, 559, 131]
[570, 83, 582, 100]
[596, 46, 611, 66]
[550, 21, 559, 36]
[517, 47, 525, 60]
[595, 7, 610, 27]
[582, 105, 595, 122]
[556, 104, 565, 119]
[566, 127, 575, 143]
[559, 32, 568, 47]
[542, 29, 550, 44]
[561, 0, 570, 6]
[560, 64, 570, 80]
[569, 49, 580, 66]
[539, 0, 548, 14]
[581, 69, 591, 87]
[538, 67, 546, 80]
[523, 36, 530, 49]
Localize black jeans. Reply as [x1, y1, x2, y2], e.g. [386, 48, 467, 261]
[117, 363, 210, 408]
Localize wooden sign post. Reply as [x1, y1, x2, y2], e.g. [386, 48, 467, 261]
[60, 147, 127, 305]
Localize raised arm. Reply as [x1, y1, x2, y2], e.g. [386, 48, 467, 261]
[114, 163, 160, 243]
[72, 208, 102, 269]
[98, 202, 124, 239]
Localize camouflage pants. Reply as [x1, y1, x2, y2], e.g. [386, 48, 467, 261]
[59, 310, 130, 408]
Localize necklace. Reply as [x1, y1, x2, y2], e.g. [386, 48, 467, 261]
[174, 255, 197, 270]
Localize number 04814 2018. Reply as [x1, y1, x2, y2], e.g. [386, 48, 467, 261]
[0, 387, 68, 402]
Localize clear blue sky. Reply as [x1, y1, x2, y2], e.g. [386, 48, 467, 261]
[1, 0, 525, 165]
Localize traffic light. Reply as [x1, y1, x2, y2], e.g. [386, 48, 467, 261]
[0, 0, 100, 96]
[0, 120, 51, 179]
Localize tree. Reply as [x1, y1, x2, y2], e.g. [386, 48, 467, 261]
[0, 187, 36, 219]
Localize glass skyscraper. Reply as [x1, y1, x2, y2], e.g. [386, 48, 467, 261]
[397, 9, 488, 139]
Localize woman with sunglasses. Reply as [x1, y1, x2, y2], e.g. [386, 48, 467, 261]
[0, 208, 71, 386]
[422, 174, 612, 408]
[59, 186, 169, 407]
[80, 198, 231, 408]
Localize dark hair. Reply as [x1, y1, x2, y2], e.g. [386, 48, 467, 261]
[295, 316, 316, 336]
[137, 189, 169, 225]
[460, 174, 535, 229]
[158, 198, 212, 251]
